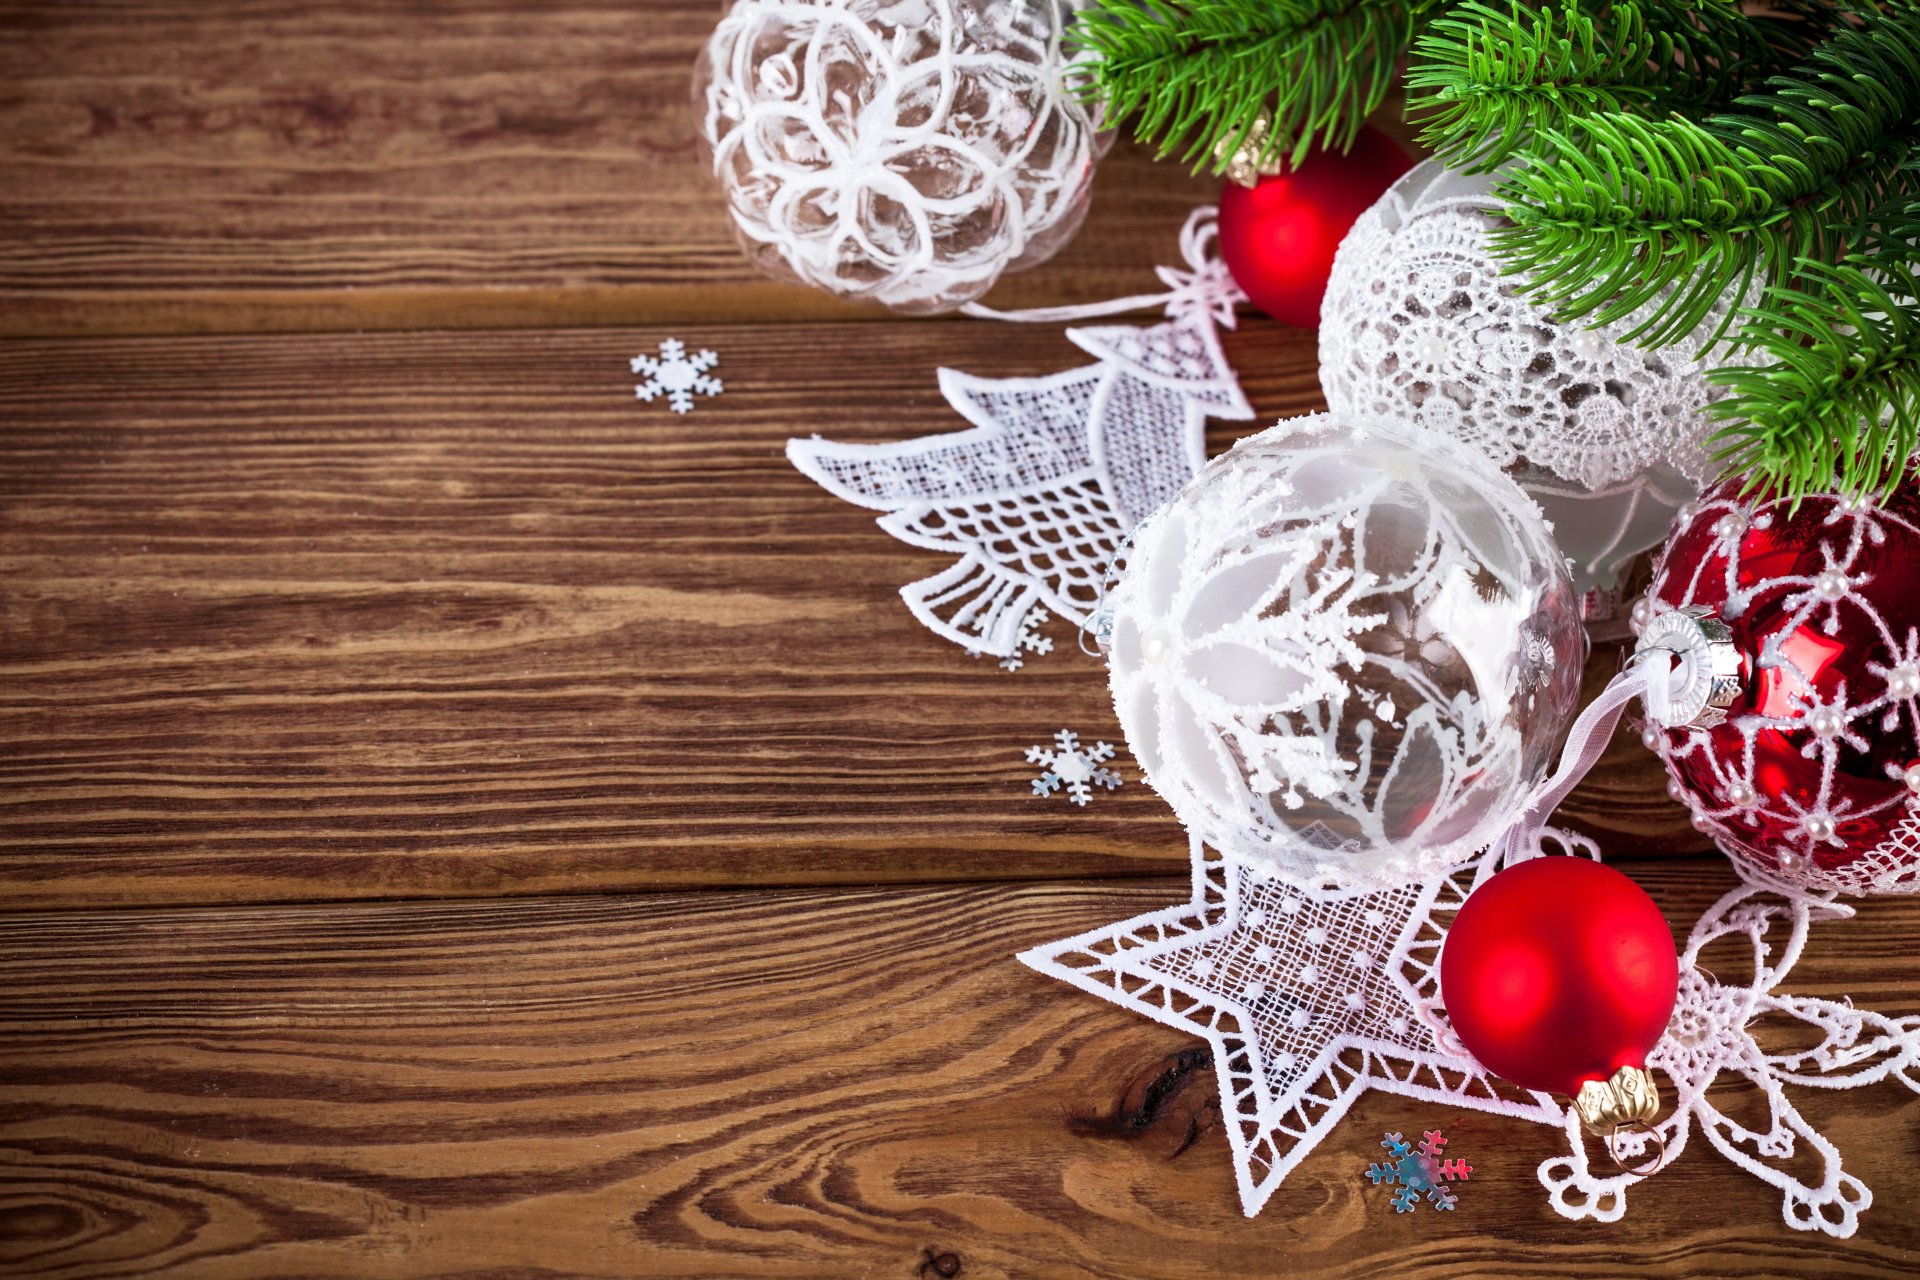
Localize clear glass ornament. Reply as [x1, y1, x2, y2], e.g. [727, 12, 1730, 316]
[1318, 159, 1747, 624]
[1107, 413, 1586, 887]
[693, 0, 1105, 314]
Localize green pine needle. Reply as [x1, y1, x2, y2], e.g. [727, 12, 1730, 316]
[1489, 5, 1920, 349]
[1708, 259, 1920, 501]
[1408, 1, 1668, 172]
[1068, 0, 1416, 174]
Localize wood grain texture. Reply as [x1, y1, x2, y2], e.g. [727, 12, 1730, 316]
[1, 858, 1916, 1280]
[0, 323, 1703, 910]
[0, 0, 1235, 338]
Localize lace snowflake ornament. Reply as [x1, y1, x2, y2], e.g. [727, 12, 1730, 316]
[788, 210, 1254, 658]
[1540, 874, 1920, 1237]
[632, 340, 723, 414]
[1019, 838, 1563, 1215]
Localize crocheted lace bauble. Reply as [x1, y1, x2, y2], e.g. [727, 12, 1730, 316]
[1318, 161, 1742, 619]
[1107, 412, 1586, 888]
[1320, 160, 1731, 491]
[695, 0, 1103, 314]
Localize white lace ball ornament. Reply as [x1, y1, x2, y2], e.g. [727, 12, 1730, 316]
[1108, 413, 1587, 887]
[1319, 161, 1741, 617]
[694, 0, 1103, 314]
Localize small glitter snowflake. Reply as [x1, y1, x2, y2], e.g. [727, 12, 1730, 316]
[969, 608, 1055, 672]
[1364, 1130, 1471, 1213]
[632, 339, 722, 414]
[1026, 730, 1121, 806]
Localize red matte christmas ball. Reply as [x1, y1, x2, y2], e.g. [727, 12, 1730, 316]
[1440, 857, 1678, 1099]
[1216, 126, 1412, 328]
[1638, 474, 1920, 895]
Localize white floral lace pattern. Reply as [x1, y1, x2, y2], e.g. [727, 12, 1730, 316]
[1540, 875, 1920, 1237]
[1319, 161, 1734, 492]
[787, 210, 1253, 657]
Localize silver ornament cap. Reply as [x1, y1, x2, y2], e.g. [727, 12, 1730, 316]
[1635, 604, 1744, 729]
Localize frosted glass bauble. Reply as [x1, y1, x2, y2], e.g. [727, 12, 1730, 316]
[1107, 413, 1586, 886]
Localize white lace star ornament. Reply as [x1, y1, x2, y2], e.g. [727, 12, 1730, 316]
[632, 339, 722, 414]
[1020, 840, 1562, 1214]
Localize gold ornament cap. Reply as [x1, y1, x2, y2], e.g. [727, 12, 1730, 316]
[1216, 112, 1277, 189]
[1574, 1066, 1668, 1175]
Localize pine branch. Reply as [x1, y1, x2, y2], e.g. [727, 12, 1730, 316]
[1707, 258, 1920, 500]
[1407, 0, 1669, 171]
[1068, 0, 1416, 173]
[1488, 4, 1920, 347]
[1409, 0, 1853, 171]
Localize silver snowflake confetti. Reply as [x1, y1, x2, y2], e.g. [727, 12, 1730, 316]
[1365, 1129, 1471, 1213]
[1026, 730, 1121, 806]
[969, 607, 1055, 672]
[632, 339, 722, 414]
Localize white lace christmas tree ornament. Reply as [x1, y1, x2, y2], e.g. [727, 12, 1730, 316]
[1106, 412, 1586, 886]
[695, 0, 1105, 313]
[1539, 875, 1920, 1237]
[1019, 837, 1565, 1216]
[788, 209, 1253, 657]
[1319, 161, 1747, 620]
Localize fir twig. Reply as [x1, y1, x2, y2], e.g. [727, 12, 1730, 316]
[1490, 5, 1920, 349]
[1408, 0, 1669, 172]
[1068, 0, 1416, 173]
[1708, 259, 1920, 500]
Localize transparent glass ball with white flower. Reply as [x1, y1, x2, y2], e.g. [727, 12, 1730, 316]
[693, 0, 1105, 314]
[1106, 413, 1586, 886]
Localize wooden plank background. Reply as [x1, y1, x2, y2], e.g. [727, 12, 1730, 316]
[0, 2, 1914, 1277]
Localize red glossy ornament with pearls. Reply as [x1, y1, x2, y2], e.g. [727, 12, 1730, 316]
[1440, 857, 1678, 1098]
[1640, 474, 1920, 894]
[1216, 126, 1411, 329]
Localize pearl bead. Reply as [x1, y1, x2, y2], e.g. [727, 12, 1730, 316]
[1815, 570, 1850, 600]
[1410, 331, 1451, 366]
[1691, 811, 1710, 831]
[1630, 597, 1653, 630]
[1804, 815, 1836, 842]
[1641, 727, 1664, 751]
[1725, 780, 1755, 806]
[1807, 707, 1845, 738]
[1668, 779, 1686, 801]
[1713, 513, 1747, 541]
[1140, 624, 1173, 665]
[1905, 765, 1920, 794]
[1890, 666, 1920, 699]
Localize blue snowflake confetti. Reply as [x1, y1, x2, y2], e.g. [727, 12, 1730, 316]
[1365, 1130, 1472, 1213]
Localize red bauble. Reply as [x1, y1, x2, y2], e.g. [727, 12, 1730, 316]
[1440, 858, 1678, 1097]
[1215, 126, 1412, 328]
[1643, 476, 1920, 895]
